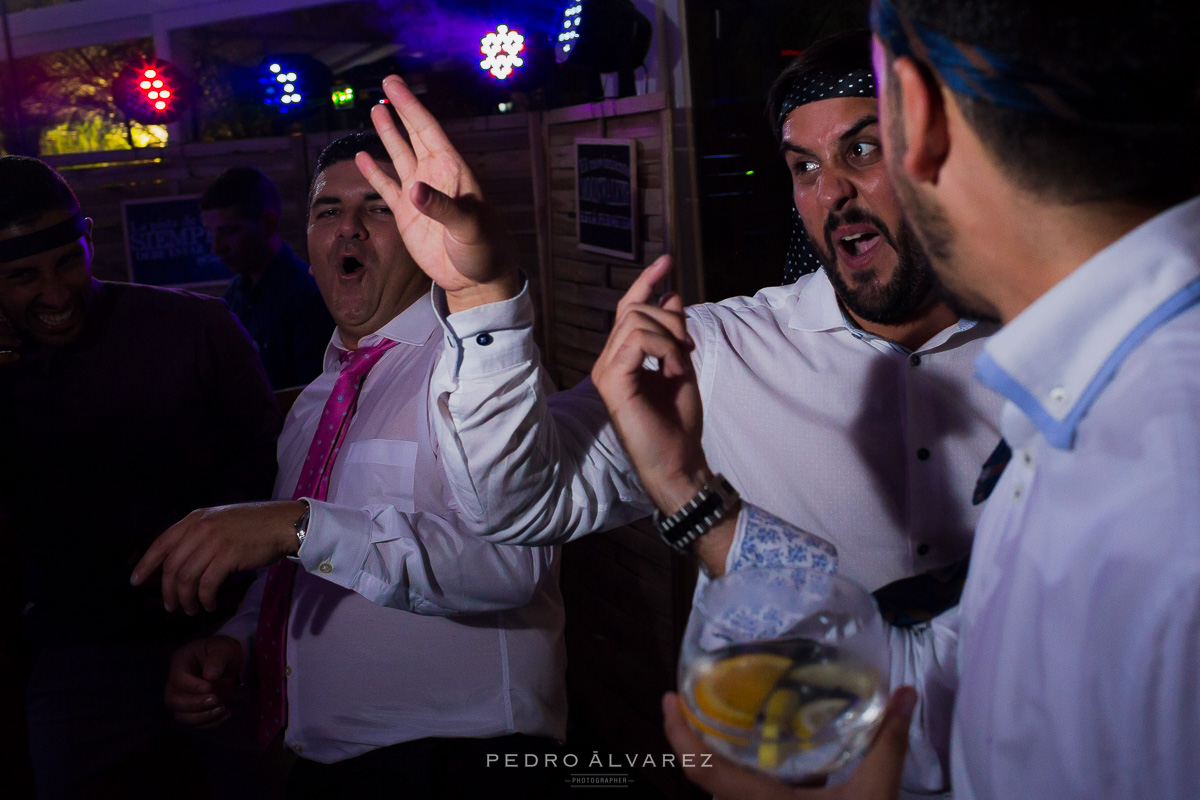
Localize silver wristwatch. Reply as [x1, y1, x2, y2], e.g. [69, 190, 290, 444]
[293, 500, 311, 551]
[653, 474, 741, 553]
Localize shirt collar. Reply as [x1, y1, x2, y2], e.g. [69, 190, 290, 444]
[787, 266, 980, 350]
[976, 194, 1200, 451]
[325, 291, 438, 370]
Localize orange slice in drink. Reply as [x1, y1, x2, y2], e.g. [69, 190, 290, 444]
[684, 653, 792, 743]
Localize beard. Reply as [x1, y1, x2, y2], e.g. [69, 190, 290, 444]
[879, 85, 1001, 325]
[886, 162, 1002, 325]
[810, 206, 936, 326]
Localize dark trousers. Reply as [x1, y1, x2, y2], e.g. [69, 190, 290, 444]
[286, 734, 571, 800]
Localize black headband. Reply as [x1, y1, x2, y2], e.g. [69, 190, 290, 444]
[0, 212, 89, 263]
[776, 68, 877, 135]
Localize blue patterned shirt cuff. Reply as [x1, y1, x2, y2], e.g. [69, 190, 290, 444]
[727, 503, 838, 575]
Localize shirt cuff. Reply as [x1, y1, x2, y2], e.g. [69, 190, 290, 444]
[295, 499, 372, 590]
[726, 503, 838, 575]
[432, 278, 537, 379]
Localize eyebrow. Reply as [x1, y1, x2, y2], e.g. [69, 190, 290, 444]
[310, 192, 384, 208]
[780, 113, 880, 158]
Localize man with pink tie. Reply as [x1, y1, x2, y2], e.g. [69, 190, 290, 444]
[133, 131, 565, 798]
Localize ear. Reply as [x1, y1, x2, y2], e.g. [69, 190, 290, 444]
[893, 56, 949, 185]
[83, 216, 95, 257]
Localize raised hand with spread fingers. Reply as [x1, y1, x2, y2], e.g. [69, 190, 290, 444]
[355, 75, 520, 312]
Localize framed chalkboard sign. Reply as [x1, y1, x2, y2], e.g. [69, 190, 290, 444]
[122, 195, 230, 287]
[576, 138, 638, 260]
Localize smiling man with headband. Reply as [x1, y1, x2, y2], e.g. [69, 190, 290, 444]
[0, 155, 281, 799]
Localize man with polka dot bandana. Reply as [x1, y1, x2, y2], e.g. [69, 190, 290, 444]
[775, 30, 945, 339]
[425, 29, 1006, 794]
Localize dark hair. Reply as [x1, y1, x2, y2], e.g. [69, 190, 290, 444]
[314, 131, 393, 176]
[308, 132, 394, 208]
[199, 167, 281, 221]
[892, 0, 1200, 207]
[766, 29, 874, 143]
[0, 156, 81, 231]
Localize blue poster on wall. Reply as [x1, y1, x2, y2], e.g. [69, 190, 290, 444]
[122, 195, 230, 287]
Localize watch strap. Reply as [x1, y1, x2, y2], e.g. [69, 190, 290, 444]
[654, 474, 741, 553]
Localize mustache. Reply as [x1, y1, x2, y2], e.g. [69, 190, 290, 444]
[823, 207, 898, 255]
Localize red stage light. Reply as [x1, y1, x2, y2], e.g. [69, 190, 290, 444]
[114, 60, 192, 124]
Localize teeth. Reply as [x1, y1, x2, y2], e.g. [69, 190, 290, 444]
[842, 233, 864, 243]
[38, 309, 74, 326]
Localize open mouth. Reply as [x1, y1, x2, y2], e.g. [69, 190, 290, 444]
[839, 231, 879, 257]
[35, 307, 77, 330]
[831, 223, 884, 269]
[339, 255, 365, 277]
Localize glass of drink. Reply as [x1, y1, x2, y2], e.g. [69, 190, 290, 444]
[678, 566, 888, 781]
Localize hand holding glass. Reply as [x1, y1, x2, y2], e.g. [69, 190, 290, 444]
[678, 566, 888, 782]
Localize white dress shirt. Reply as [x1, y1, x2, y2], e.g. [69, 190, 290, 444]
[432, 268, 1004, 591]
[221, 295, 567, 763]
[430, 270, 1004, 793]
[950, 196, 1200, 799]
[764, 196, 1200, 799]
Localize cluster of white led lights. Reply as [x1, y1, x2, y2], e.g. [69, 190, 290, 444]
[480, 24, 526, 80]
[269, 63, 303, 104]
[558, 4, 582, 54]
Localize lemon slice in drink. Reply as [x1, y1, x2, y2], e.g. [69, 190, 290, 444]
[795, 697, 853, 738]
[686, 653, 792, 742]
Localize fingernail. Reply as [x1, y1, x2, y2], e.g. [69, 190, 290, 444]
[130, 572, 140, 585]
[204, 696, 217, 708]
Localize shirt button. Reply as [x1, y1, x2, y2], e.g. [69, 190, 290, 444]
[909, 354, 921, 367]
[284, 665, 292, 677]
[916, 543, 930, 556]
[292, 743, 303, 754]
[1049, 387, 1069, 406]
[1023, 449, 1035, 466]
[318, 561, 333, 574]
[476, 332, 494, 346]
[916, 447, 931, 461]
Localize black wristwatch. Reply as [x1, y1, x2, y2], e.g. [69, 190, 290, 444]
[653, 474, 741, 553]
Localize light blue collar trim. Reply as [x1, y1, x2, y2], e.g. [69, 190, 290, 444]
[977, 277, 1200, 449]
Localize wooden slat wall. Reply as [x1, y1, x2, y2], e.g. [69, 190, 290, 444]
[541, 94, 699, 800]
[43, 117, 546, 343]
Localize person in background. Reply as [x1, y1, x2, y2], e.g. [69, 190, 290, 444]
[0, 155, 281, 800]
[135, 133, 566, 800]
[201, 166, 333, 389]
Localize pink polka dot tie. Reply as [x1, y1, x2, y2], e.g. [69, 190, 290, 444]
[254, 340, 398, 749]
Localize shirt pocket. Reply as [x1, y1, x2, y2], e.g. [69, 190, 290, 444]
[340, 439, 419, 512]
